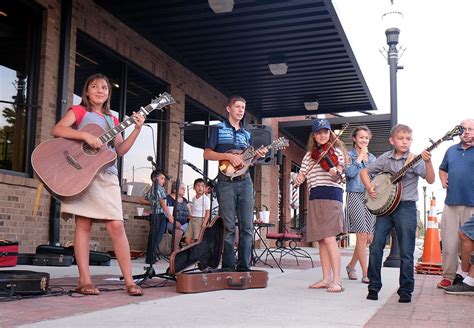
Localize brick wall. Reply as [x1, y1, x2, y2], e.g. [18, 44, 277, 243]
[0, 0, 302, 254]
[253, 117, 308, 247]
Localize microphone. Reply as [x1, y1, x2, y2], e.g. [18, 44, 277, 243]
[183, 159, 200, 172]
[147, 155, 157, 168]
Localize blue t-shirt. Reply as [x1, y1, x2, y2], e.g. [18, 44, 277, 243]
[206, 120, 252, 153]
[439, 143, 474, 206]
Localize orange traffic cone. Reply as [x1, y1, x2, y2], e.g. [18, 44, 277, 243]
[416, 194, 443, 274]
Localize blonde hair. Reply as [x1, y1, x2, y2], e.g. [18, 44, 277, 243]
[80, 73, 112, 115]
[390, 124, 412, 137]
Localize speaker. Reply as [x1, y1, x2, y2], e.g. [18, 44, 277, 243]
[246, 124, 274, 165]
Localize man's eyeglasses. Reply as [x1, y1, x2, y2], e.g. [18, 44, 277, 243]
[461, 127, 473, 133]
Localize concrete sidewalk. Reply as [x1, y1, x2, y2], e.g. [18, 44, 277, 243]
[1, 247, 472, 327]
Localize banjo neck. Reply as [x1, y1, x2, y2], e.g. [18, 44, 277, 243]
[390, 138, 444, 184]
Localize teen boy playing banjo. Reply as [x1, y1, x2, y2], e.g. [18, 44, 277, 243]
[360, 124, 435, 303]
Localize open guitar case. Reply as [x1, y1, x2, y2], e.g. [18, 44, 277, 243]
[169, 216, 268, 293]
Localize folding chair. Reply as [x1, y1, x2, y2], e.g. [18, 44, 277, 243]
[265, 224, 314, 268]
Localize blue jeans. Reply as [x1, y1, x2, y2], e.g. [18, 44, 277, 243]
[217, 176, 254, 270]
[368, 201, 417, 295]
[145, 213, 167, 264]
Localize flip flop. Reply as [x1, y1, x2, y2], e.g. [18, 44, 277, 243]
[126, 284, 144, 296]
[308, 280, 330, 289]
[75, 284, 100, 295]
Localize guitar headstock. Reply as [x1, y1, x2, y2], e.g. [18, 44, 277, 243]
[272, 137, 289, 150]
[442, 125, 464, 141]
[140, 92, 176, 116]
[152, 92, 175, 109]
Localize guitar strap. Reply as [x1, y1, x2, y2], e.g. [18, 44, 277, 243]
[104, 114, 116, 146]
[404, 152, 414, 166]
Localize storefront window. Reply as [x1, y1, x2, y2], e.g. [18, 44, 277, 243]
[0, 1, 41, 173]
[74, 32, 167, 193]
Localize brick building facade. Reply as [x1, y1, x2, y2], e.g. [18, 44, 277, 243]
[0, 0, 308, 253]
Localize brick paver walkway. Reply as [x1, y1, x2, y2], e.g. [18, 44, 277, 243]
[365, 274, 474, 327]
[0, 275, 178, 328]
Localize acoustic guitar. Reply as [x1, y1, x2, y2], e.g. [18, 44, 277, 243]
[364, 125, 463, 216]
[218, 137, 289, 179]
[31, 93, 175, 201]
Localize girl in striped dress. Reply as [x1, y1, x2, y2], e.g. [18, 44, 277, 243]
[344, 126, 376, 284]
[295, 119, 348, 293]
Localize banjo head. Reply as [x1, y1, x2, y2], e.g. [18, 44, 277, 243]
[365, 173, 400, 216]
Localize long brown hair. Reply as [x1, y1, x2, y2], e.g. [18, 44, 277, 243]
[306, 130, 349, 161]
[351, 125, 372, 147]
[80, 73, 112, 115]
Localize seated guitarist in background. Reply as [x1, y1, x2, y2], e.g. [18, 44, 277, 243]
[52, 73, 144, 296]
[360, 124, 435, 303]
[204, 95, 267, 271]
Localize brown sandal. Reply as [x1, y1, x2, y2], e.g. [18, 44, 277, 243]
[126, 284, 143, 296]
[75, 284, 100, 295]
[308, 280, 330, 289]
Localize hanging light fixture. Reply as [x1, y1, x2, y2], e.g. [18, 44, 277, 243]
[268, 54, 288, 75]
[304, 96, 319, 111]
[208, 0, 234, 14]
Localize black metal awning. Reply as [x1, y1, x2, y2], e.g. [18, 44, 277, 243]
[279, 114, 393, 157]
[94, 0, 378, 119]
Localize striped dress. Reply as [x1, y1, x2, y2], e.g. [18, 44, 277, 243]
[300, 149, 345, 242]
[343, 149, 376, 234]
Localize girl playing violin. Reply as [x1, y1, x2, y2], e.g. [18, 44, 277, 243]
[295, 118, 348, 293]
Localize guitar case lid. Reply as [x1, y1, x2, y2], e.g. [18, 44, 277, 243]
[169, 216, 224, 275]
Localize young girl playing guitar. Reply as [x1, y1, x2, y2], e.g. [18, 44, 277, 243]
[52, 73, 144, 296]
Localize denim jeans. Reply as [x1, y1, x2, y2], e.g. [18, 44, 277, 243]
[217, 176, 254, 270]
[368, 201, 417, 295]
[145, 213, 167, 264]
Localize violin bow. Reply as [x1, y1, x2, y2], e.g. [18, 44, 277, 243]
[293, 122, 349, 186]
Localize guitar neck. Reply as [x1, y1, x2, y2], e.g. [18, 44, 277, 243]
[99, 115, 136, 144]
[98, 93, 173, 144]
[242, 143, 275, 161]
[391, 138, 443, 183]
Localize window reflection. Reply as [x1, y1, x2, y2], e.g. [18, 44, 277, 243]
[0, 1, 40, 173]
[183, 98, 222, 199]
[290, 162, 304, 229]
[74, 32, 167, 192]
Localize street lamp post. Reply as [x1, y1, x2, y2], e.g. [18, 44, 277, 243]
[382, 0, 403, 268]
[386, 26, 401, 128]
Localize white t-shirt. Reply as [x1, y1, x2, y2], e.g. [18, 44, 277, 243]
[190, 194, 211, 218]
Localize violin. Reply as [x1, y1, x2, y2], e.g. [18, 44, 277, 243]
[311, 144, 346, 183]
[293, 122, 349, 187]
[311, 144, 339, 171]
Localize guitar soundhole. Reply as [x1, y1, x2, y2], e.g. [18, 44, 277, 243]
[83, 143, 99, 155]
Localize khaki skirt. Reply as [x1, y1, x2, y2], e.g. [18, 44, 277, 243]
[61, 172, 123, 221]
[305, 199, 344, 242]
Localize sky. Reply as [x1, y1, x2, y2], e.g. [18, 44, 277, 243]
[333, 0, 473, 215]
[131, 0, 474, 207]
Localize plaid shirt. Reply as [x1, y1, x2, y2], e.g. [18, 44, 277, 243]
[144, 185, 167, 215]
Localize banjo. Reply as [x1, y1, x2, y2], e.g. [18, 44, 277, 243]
[365, 126, 463, 216]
